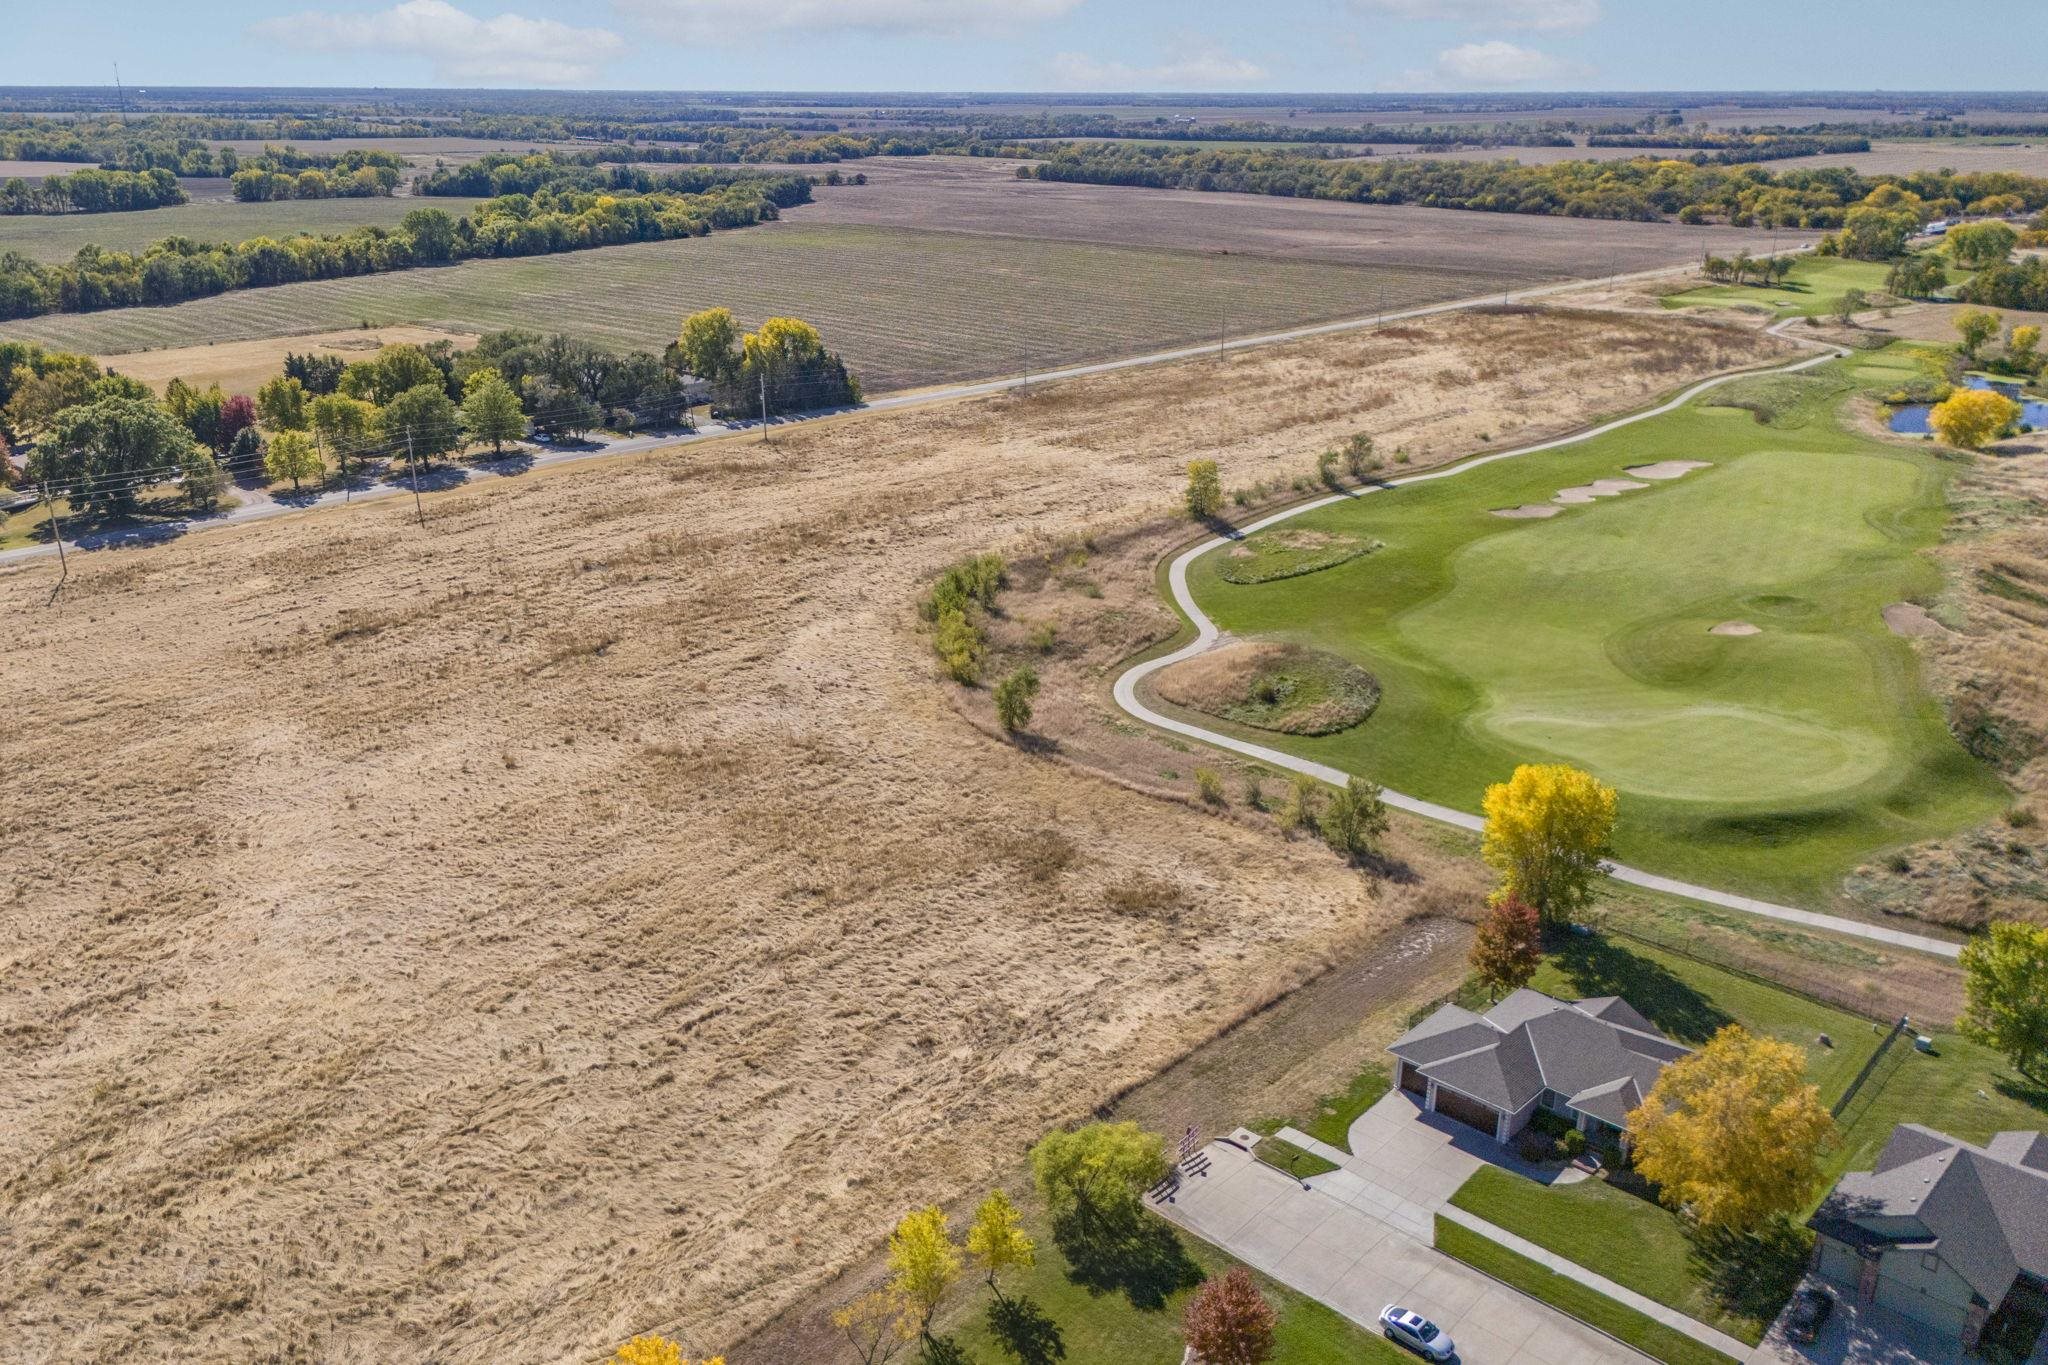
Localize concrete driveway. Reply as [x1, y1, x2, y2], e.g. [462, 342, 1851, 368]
[1746, 1274, 2048, 1365]
[1151, 1140, 1647, 1364]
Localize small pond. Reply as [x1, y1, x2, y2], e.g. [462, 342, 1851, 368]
[1889, 375, 2048, 434]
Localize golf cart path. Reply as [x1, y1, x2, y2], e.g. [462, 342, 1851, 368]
[1110, 318, 1967, 962]
[0, 254, 1780, 569]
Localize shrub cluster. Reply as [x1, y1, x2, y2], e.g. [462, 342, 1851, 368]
[920, 554, 1006, 683]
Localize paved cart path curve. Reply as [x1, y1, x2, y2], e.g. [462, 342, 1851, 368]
[1110, 319, 1968, 961]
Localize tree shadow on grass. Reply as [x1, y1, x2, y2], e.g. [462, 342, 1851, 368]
[1992, 1072, 2048, 1118]
[1543, 933, 1732, 1045]
[1052, 1207, 1203, 1311]
[919, 1334, 970, 1365]
[987, 1294, 1066, 1364]
[1688, 1219, 1813, 1328]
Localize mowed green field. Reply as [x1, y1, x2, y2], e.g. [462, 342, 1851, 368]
[1661, 255, 1897, 318]
[1181, 349, 2008, 903]
[0, 195, 489, 263]
[0, 223, 1530, 393]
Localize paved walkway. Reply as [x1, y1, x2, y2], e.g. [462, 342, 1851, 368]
[1109, 316, 1965, 965]
[1151, 1139, 1650, 1365]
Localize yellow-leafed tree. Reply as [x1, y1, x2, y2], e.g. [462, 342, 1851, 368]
[1480, 763, 1617, 925]
[832, 1290, 916, 1365]
[1929, 388, 2021, 450]
[611, 1337, 721, 1365]
[965, 1189, 1036, 1298]
[888, 1205, 961, 1342]
[1626, 1025, 1836, 1232]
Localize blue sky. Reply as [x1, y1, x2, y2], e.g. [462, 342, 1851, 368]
[5, 0, 2045, 94]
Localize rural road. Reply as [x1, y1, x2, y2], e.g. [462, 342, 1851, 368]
[0, 252, 1783, 570]
[1110, 320, 1973, 962]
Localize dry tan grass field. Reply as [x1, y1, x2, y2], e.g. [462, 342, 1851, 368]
[98, 324, 478, 397]
[0, 306, 1788, 1362]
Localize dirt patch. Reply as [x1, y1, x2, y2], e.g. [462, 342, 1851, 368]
[99, 325, 479, 396]
[1491, 504, 1563, 519]
[1627, 460, 1714, 480]
[1883, 602, 1944, 638]
[1554, 477, 1651, 504]
[0, 303, 1794, 1362]
[1216, 527, 1380, 584]
[1152, 641, 1381, 735]
[1710, 621, 1763, 636]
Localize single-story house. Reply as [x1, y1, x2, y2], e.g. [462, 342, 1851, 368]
[1386, 988, 1691, 1145]
[1809, 1124, 2048, 1350]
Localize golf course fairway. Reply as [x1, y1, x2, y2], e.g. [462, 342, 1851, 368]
[1179, 354, 2009, 903]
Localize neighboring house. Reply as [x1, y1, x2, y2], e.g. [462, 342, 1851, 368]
[1386, 988, 1691, 1145]
[1809, 1125, 2048, 1350]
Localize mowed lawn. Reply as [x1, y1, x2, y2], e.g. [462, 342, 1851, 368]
[0, 222, 1521, 394]
[1183, 357, 2008, 902]
[1446, 933, 2048, 1344]
[1660, 255, 1896, 318]
[0, 194, 489, 263]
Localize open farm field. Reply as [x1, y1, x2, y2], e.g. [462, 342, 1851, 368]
[786, 156, 1800, 270]
[0, 157, 96, 178]
[1172, 347, 2011, 906]
[3, 220, 1555, 394]
[1787, 138, 2048, 176]
[0, 193, 490, 263]
[0, 304, 1793, 1364]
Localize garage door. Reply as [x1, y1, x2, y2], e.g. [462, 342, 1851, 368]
[1400, 1062, 1428, 1096]
[1433, 1086, 1498, 1136]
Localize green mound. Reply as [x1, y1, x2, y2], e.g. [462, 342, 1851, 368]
[1218, 528, 1381, 584]
[1153, 641, 1381, 736]
[1706, 373, 1836, 427]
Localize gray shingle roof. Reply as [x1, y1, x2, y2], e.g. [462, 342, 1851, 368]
[1814, 1125, 2048, 1308]
[1386, 988, 1688, 1118]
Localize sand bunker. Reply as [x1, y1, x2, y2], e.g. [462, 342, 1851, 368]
[1553, 478, 1651, 504]
[1491, 504, 1564, 519]
[1710, 621, 1762, 636]
[1883, 603, 1945, 638]
[1626, 460, 1713, 480]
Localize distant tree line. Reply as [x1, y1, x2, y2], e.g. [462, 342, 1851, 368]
[0, 180, 806, 321]
[414, 153, 811, 199]
[0, 166, 186, 215]
[1026, 145, 2048, 227]
[0, 114, 434, 172]
[1585, 133, 1871, 163]
[229, 149, 405, 200]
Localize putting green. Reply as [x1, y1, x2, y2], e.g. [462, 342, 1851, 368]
[1182, 352, 2009, 903]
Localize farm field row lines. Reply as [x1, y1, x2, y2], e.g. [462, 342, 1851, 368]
[2, 223, 1539, 393]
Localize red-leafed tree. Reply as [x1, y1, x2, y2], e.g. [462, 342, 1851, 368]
[1183, 1267, 1276, 1365]
[1470, 894, 1543, 1000]
[217, 393, 258, 451]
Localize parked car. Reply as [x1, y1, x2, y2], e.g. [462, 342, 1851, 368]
[1785, 1286, 1834, 1344]
[1379, 1304, 1456, 1360]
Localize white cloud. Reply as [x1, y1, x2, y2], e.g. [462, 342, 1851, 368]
[1393, 39, 1591, 89]
[253, 0, 625, 85]
[615, 0, 1080, 43]
[1048, 44, 1269, 92]
[1352, 0, 1599, 32]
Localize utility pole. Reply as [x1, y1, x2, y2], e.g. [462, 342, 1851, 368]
[759, 371, 769, 442]
[405, 427, 424, 526]
[39, 482, 67, 595]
